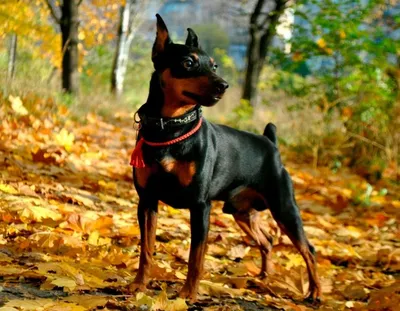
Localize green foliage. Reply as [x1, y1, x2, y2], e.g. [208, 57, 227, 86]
[269, 0, 400, 176]
[227, 99, 259, 133]
[81, 36, 153, 107]
[191, 23, 229, 53]
[213, 48, 239, 86]
[188, 24, 237, 84]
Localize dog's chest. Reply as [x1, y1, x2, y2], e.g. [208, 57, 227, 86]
[135, 154, 200, 207]
[159, 156, 197, 187]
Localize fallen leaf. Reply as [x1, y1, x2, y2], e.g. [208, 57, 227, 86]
[227, 244, 250, 260]
[0, 183, 18, 194]
[54, 128, 75, 152]
[9, 95, 28, 116]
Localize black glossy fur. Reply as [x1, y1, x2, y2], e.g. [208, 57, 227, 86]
[129, 14, 321, 303]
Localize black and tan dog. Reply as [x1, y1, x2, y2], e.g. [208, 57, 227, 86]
[129, 14, 321, 303]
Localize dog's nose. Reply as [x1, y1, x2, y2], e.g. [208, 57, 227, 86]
[215, 82, 229, 94]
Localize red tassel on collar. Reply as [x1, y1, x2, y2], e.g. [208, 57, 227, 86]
[130, 138, 146, 168]
[130, 118, 203, 168]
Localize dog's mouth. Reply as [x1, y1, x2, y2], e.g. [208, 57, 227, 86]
[183, 91, 223, 106]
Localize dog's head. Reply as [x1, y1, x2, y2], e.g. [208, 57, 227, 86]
[152, 14, 228, 107]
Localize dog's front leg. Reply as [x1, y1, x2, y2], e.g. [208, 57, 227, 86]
[129, 195, 158, 292]
[179, 203, 211, 302]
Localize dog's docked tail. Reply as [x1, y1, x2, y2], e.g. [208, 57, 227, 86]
[263, 123, 277, 146]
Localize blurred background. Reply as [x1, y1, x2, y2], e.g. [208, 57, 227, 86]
[0, 0, 399, 181]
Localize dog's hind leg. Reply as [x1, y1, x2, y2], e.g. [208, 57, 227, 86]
[267, 167, 321, 302]
[226, 200, 273, 278]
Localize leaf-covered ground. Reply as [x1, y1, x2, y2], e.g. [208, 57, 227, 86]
[0, 95, 399, 311]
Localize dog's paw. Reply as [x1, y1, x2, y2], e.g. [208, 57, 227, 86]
[127, 282, 147, 294]
[178, 285, 198, 303]
[305, 291, 322, 305]
[257, 272, 269, 281]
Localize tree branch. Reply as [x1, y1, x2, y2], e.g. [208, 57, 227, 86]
[251, 0, 267, 27]
[45, 0, 61, 24]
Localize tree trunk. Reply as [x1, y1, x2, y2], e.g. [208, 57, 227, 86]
[111, 0, 137, 97]
[242, 28, 261, 105]
[242, 0, 287, 106]
[60, 0, 79, 94]
[7, 33, 17, 82]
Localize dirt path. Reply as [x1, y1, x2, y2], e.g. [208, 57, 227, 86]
[0, 100, 399, 310]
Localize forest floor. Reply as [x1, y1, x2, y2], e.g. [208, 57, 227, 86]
[0, 95, 399, 311]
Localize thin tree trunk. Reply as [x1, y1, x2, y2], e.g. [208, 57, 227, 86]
[242, 0, 287, 106]
[60, 0, 79, 94]
[111, 3, 131, 96]
[242, 29, 261, 105]
[111, 0, 139, 97]
[7, 34, 17, 82]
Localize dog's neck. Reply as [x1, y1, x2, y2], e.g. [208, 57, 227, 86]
[138, 72, 202, 143]
[145, 72, 164, 116]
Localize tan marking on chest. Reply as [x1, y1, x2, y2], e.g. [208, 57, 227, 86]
[160, 157, 196, 186]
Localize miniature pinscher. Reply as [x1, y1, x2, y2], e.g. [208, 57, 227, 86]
[129, 14, 321, 303]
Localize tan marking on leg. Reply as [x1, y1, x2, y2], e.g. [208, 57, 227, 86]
[179, 235, 207, 302]
[234, 210, 274, 276]
[129, 203, 158, 293]
[135, 166, 156, 188]
[278, 223, 321, 300]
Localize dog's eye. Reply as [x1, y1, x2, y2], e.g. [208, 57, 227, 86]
[182, 60, 194, 69]
[212, 64, 218, 72]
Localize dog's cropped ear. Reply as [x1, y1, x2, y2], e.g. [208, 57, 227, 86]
[185, 28, 199, 48]
[152, 14, 172, 62]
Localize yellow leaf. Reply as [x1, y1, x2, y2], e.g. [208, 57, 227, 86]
[0, 252, 13, 263]
[339, 29, 346, 39]
[134, 292, 154, 309]
[316, 38, 326, 49]
[199, 280, 248, 298]
[0, 265, 26, 276]
[346, 225, 362, 238]
[81, 151, 102, 160]
[0, 183, 18, 194]
[98, 180, 117, 190]
[285, 253, 306, 270]
[18, 205, 62, 222]
[3, 298, 55, 310]
[88, 230, 100, 245]
[64, 295, 109, 309]
[117, 225, 140, 237]
[0, 235, 7, 245]
[392, 200, 400, 208]
[54, 128, 75, 152]
[175, 271, 186, 280]
[9, 95, 28, 116]
[151, 285, 188, 311]
[51, 276, 77, 291]
[227, 245, 250, 260]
